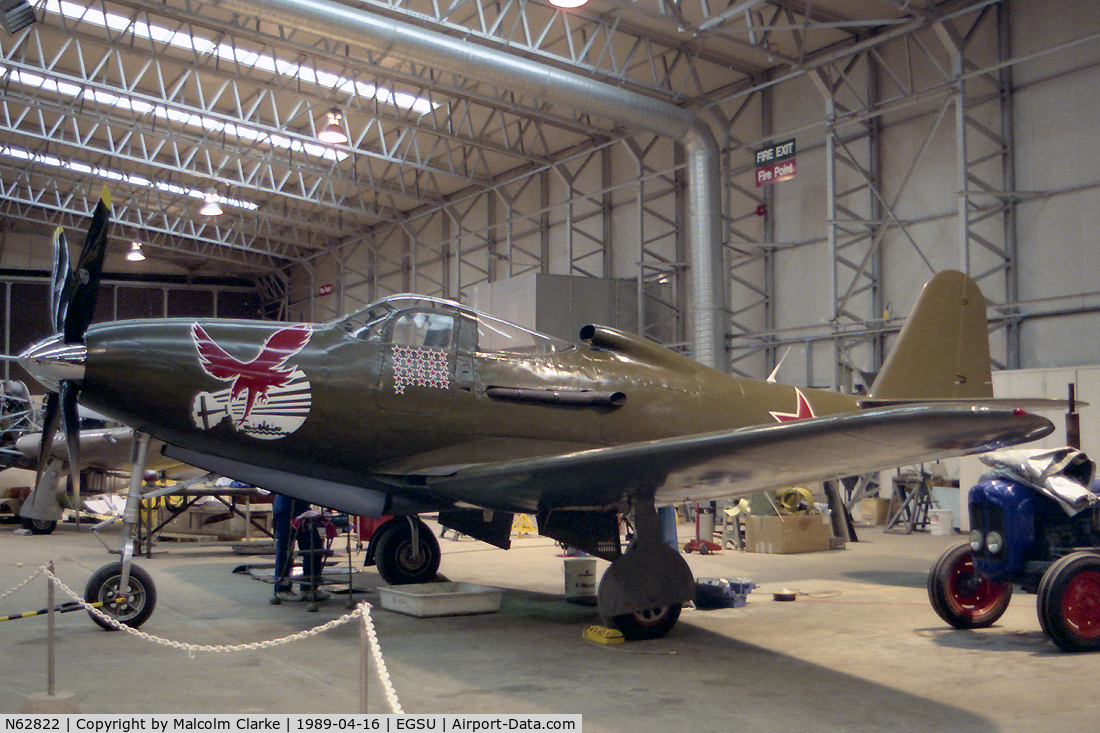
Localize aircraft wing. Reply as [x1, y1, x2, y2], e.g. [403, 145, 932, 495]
[424, 405, 1054, 513]
[13, 428, 179, 472]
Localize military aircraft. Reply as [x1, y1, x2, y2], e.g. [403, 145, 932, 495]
[0, 380, 176, 533]
[15, 187, 1054, 639]
[5, 410, 177, 535]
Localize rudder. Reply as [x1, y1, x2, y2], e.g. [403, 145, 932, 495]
[869, 270, 992, 400]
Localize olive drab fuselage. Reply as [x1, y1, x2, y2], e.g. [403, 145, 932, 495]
[77, 296, 857, 501]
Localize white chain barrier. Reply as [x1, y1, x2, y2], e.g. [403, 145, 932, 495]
[361, 602, 404, 714]
[6, 563, 403, 714]
[0, 564, 46, 603]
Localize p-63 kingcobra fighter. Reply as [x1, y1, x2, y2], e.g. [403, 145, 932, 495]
[17, 188, 1054, 639]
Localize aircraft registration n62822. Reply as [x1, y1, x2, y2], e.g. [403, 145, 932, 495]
[17, 187, 1054, 639]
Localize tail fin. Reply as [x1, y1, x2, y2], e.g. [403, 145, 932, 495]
[868, 270, 992, 400]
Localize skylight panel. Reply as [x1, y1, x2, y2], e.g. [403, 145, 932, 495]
[1, 67, 345, 163]
[45, 0, 435, 115]
[1, 143, 259, 212]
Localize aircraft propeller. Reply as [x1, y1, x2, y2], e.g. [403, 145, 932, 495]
[27, 187, 112, 508]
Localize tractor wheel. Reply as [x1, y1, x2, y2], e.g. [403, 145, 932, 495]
[1037, 552, 1100, 652]
[928, 542, 1012, 629]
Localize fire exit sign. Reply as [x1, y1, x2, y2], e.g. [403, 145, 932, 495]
[755, 138, 796, 187]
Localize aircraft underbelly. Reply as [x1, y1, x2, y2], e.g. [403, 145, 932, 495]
[376, 437, 599, 474]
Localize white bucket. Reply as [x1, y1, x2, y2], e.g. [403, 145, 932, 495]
[697, 504, 715, 540]
[929, 509, 954, 536]
[563, 557, 597, 602]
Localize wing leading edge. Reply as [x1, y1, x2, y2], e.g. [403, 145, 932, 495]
[424, 405, 1054, 514]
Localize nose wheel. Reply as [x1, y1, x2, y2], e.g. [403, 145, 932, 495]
[84, 561, 157, 630]
[83, 432, 158, 630]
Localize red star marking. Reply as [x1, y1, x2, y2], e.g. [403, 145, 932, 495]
[769, 387, 816, 423]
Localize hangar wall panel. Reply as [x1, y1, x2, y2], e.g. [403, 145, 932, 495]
[287, 0, 1100, 387]
[1010, 0, 1100, 367]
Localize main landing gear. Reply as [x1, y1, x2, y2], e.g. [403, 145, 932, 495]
[367, 516, 442, 585]
[598, 491, 694, 641]
[18, 457, 65, 535]
[369, 499, 693, 642]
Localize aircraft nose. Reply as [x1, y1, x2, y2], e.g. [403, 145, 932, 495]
[17, 334, 86, 390]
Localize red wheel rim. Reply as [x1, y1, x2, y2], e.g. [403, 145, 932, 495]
[633, 607, 670, 627]
[1061, 569, 1100, 639]
[947, 553, 1007, 617]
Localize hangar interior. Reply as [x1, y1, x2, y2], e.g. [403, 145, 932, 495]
[2, 0, 1098, 385]
[2, 0, 1100, 726]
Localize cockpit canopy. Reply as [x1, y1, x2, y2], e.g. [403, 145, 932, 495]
[333, 295, 574, 355]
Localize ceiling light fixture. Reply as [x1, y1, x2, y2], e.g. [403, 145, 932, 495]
[548, 0, 587, 8]
[318, 108, 348, 144]
[200, 188, 223, 217]
[0, 0, 36, 33]
[126, 241, 146, 262]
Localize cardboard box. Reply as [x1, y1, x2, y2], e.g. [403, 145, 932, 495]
[859, 497, 893, 526]
[744, 514, 832, 554]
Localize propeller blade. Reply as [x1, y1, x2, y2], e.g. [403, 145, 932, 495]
[60, 380, 83, 514]
[50, 227, 70, 334]
[35, 390, 61, 491]
[60, 380, 80, 479]
[63, 186, 112, 344]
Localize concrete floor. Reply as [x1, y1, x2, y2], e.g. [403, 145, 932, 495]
[2, 518, 1097, 731]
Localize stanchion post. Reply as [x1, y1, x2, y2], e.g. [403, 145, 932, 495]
[47, 561, 55, 697]
[359, 606, 368, 713]
[23, 562, 77, 713]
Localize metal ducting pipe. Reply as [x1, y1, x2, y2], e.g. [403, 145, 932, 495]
[217, 0, 727, 371]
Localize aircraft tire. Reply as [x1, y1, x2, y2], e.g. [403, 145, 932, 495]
[84, 562, 157, 630]
[21, 517, 57, 535]
[927, 542, 1011, 629]
[375, 519, 441, 585]
[1037, 552, 1100, 652]
[610, 604, 682, 641]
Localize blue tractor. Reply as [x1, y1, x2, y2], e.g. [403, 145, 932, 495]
[927, 448, 1100, 652]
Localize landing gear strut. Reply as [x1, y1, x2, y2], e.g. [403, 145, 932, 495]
[597, 489, 694, 640]
[18, 457, 65, 535]
[86, 432, 156, 629]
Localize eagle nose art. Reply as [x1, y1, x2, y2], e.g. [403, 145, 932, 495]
[17, 335, 87, 391]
